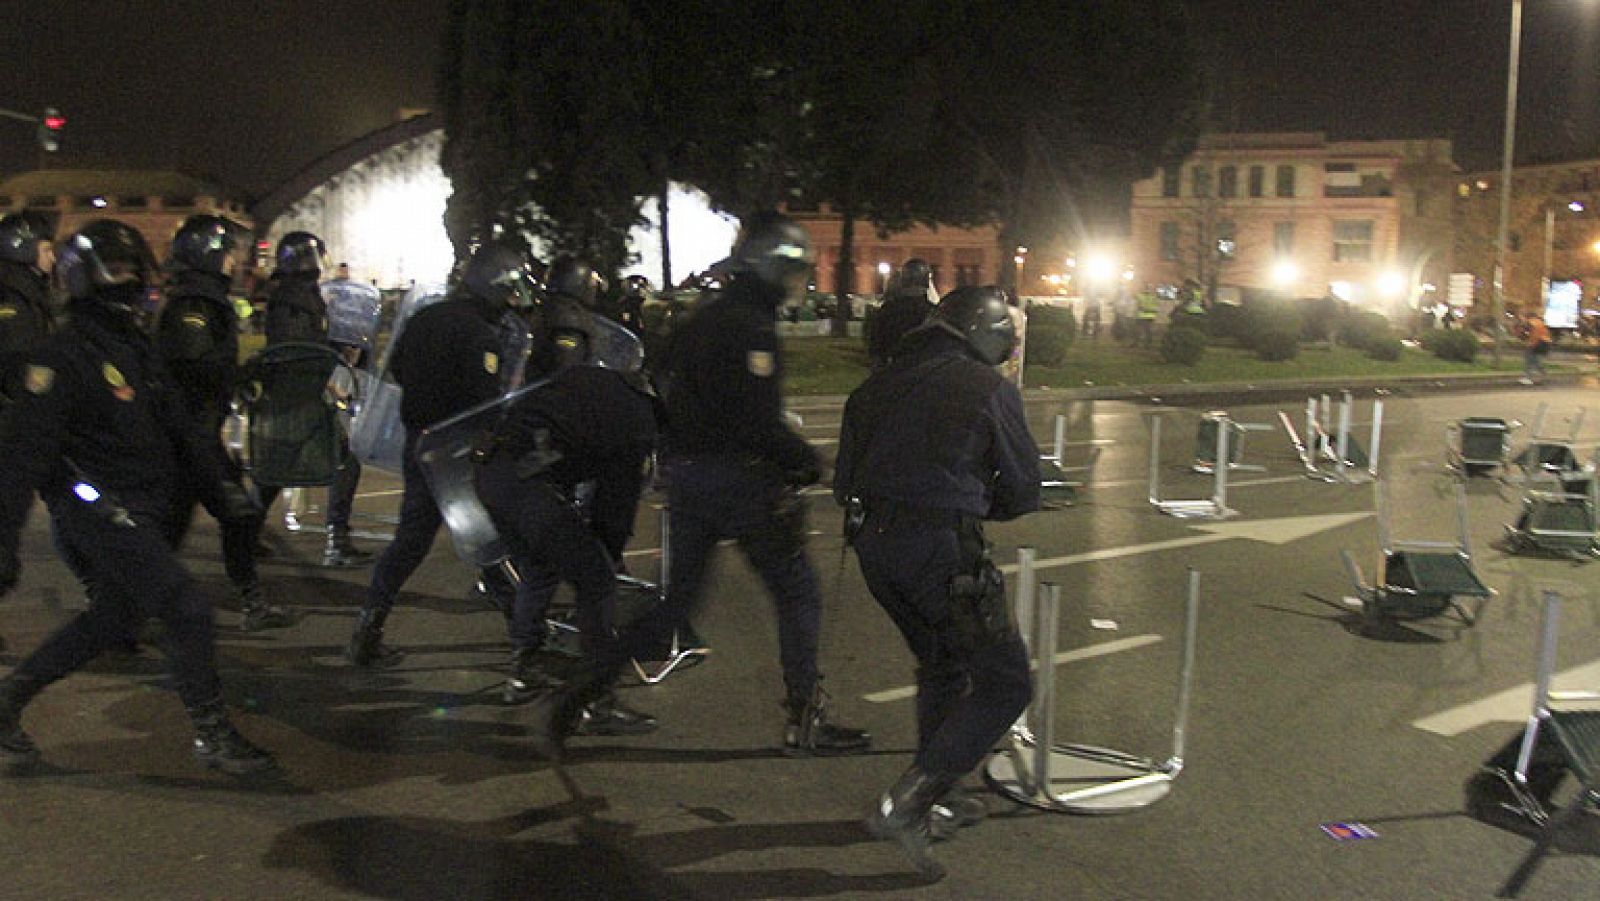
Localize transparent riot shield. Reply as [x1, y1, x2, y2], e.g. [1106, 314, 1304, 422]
[590, 313, 646, 373]
[320, 279, 383, 358]
[414, 377, 550, 567]
[238, 342, 348, 487]
[349, 283, 448, 472]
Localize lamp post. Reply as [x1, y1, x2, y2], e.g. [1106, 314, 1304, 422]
[1491, 0, 1524, 364]
[876, 261, 890, 295]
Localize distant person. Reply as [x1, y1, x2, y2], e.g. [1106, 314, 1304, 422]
[1520, 310, 1551, 385]
[866, 258, 936, 368]
[264, 232, 330, 346]
[1135, 284, 1160, 348]
[0, 212, 57, 405]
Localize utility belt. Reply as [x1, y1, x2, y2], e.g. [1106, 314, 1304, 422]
[854, 499, 972, 536]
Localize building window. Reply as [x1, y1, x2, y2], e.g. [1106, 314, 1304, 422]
[1218, 165, 1238, 198]
[1191, 165, 1211, 198]
[75, 195, 108, 210]
[1273, 222, 1294, 255]
[1413, 189, 1428, 218]
[161, 195, 195, 209]
[954, 264, 981, 287]
[1248, 165, 1265, 198]
[27, 195, 57, 208]
[1216, 220, 1236, 259]
[1161, 165, 1180, 197]
[1159, 221, 1180, 261]
[1332, 220, 1374, 262]
[117, 195, 148, 210]
[1275, 165, 1296, 198]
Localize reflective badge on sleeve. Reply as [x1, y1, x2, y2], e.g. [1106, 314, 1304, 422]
[484, 352, 500, 375]
[747, 351, 775, 377]
[25, 365, 53, 395]
[182, 314, 208, 329]
[103, 363, 135, 402]
[0, 304, 17, 320]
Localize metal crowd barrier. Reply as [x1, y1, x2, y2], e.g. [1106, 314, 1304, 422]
[1148, 409, 1237, 520]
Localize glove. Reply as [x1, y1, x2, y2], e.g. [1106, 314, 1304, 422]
[0, 550, 19, 598]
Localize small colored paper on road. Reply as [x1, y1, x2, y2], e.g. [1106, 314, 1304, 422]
[1090, 619, 1119, 630]
[1320, 822, 1378, 842]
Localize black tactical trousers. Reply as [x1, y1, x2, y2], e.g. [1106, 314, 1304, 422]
[852, 512, 1031, 776]
[18, 494, 223, 708]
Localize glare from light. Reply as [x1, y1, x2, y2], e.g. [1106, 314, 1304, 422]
[91, 196, 107, 208]
[625, 183, 740, 285]
[73, 482, 100, 503]
[1592, 239, 1600, 256]
[1121, 266, 1135, 282]
[1329, 281, 1354, 302]
[1377, 271, 1406, 297]
[877, 261, 891, 276]
[1570, 201, 1586, 213]
[1271, 259, 1299, 287]
[1084, 252, 1117, 283]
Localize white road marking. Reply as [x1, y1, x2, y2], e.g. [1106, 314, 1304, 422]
[863, 634, 1164, 703]
[1412, 657, 1600, 736]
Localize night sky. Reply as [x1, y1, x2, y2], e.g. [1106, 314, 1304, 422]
[1, 1, 1597, 201]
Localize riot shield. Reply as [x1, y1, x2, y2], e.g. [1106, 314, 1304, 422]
[590, 313, 645, 373]
[349, 282, 448, 472]
[320, 278, 383, 357]
[414, 377, 550, 567]
[238, 342, 347, 487]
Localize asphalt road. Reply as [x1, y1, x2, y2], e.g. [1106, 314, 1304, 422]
[2, 377, 1600, 899]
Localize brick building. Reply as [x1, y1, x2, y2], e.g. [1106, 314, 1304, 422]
[787, 205, 1003, 295]
[1455, 157, 1600, 318]
[1128, 132, 1458, 314]
[0, 168, 252, 251]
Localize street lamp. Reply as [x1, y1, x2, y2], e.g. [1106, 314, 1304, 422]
[1491, 0, 1525, 362]
[876, 261, 891, 294]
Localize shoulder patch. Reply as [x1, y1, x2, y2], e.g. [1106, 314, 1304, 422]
[25, 365, 53, 395]
[0, 304, 17, 320]
[484, 351, 499, 375]
[182, 313, 209, 329]
[102, 363, 127, 389]
[747, 350, 775, 377]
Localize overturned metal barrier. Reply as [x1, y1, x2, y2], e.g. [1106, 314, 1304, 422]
[1149, 409, 1237, 520]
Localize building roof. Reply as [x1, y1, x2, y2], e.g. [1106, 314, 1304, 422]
[0, 168, 235, 199]
[252, 111, 441, 228]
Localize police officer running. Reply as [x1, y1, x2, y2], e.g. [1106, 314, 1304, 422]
[865, 258, 936, 369]
[0, 220, 275, 775]
[0, 213, 56, 652]
[835, 285, 1040, 879]
[526, 211, 869, 759]
[156, 215, 292, 631]
[345, 241, 536, 667]
[478, 285, 658, 733]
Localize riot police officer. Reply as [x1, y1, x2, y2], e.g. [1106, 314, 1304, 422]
[156, 215, 292, 631]
[526, 211, 869, 758]
[345, 240, 537, 667]
[0, 212, 56, 403]
[263, 231, 330, 346]
[478, 289, 658, 733]
[865, 257, 936, 368]
[0, 220, 274, 774]
[618, 274, 651, 337]
[835, 285, 1040, 879]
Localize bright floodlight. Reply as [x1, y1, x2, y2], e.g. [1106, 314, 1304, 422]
[877, 261, 891, 275]
[1271, 259, 1298, 286]
[1329, 281, 1354, 302]
[1084, 252, 1116, 283]
[624, 183, 740, 284]
[1378, 271, 1406, 297]
[1570, 201, 1586, 213]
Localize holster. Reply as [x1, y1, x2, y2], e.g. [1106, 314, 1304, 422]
[841, 497, 865, 546]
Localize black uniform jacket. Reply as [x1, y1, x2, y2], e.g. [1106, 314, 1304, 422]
[391, 292, 507, 433]
[155, 269, 239, 422]
[0, 300, 223, 556]
[866, 292, 934, 365]
[263, 272, 327, 346]
[0, 261, 56, 401]
[494, 365, 659, 559]
[659, 275, 815, 474]
[835, 328, 1040, 521]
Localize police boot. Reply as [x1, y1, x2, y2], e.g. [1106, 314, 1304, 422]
[188, 700, 276, 775]
[0, 673, 44, 767]
[346, 609, 405, 668]
[783, 684, 871, 757]
[573, 691, 658, 736]
[322, 525, 373, 567]
[928, 786, 988, 840]
[237, 583, 295, 632]
[864, 763, 962, 881]
[502, 647, 563, 706]
[525, 684, 589, 761]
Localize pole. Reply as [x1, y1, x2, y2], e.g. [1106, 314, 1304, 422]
[1492, 0, 1524, 364]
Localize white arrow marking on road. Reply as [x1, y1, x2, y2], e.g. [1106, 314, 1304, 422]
[1412, 658, 1600, 736]
[996, 511, 1373, 574]
[863, 634, 1164, 703]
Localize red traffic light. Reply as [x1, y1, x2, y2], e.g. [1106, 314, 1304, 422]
[43, 115, 64, 130]
[38, 107, 63, 152]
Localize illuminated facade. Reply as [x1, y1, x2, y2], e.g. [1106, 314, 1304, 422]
[1455, 158, 1600, 316]
[1128, 132, 1458, 311]
[0, 168, 250, 251]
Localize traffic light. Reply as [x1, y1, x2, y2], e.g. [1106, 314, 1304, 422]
[38, 108, 63, 152]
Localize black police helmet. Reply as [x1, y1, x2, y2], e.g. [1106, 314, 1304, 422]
[931, 285, 1017, 366]
[622, 274, 651, 298]
[533, 295, 596, 372]
[275, 231, 327, 276]
[56, 219, 158, 302]
[888, 258, 934, 300]
[169, 215, 239, 275]
[0, 211, 53, 267]
[731, 211, 814, 289]
[544, 255, 605, 307]
[461, 241, 538, 310]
